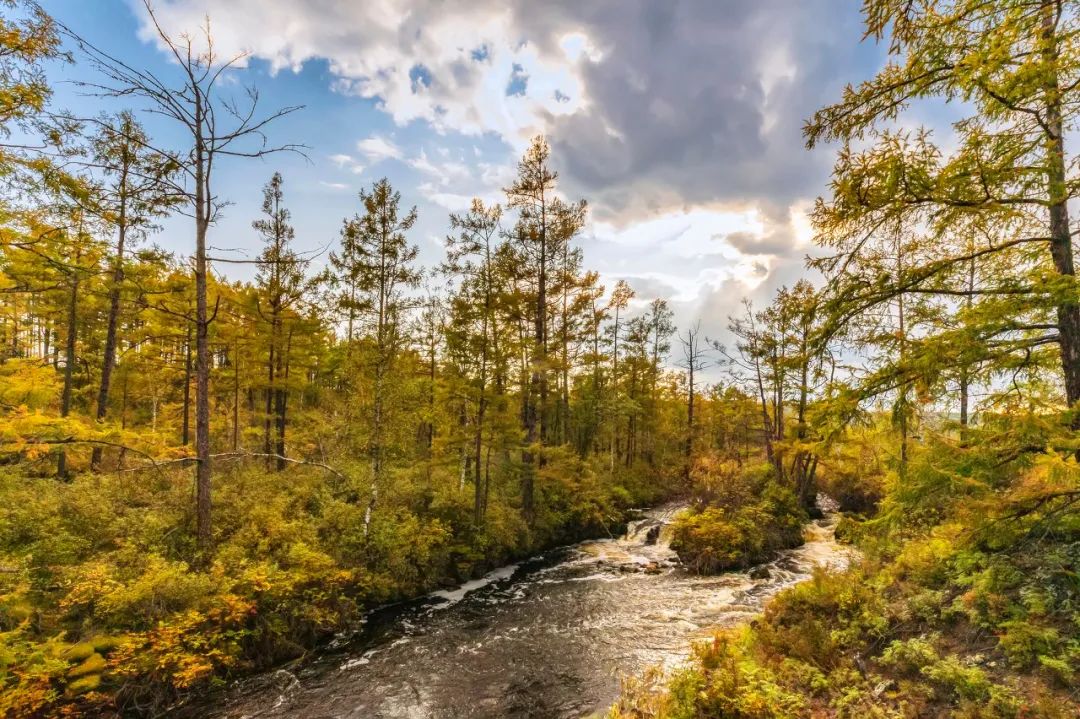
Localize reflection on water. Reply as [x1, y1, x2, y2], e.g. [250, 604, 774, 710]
[193, 503, 854, 719]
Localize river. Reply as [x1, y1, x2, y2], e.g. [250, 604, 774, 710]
[195, 504, 854, 719]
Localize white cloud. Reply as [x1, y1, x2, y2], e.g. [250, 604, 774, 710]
[588, 206, 777, 290]
[133, 0, 875, 344]
[329, 153, 364, 174]
[356, 135, 403, 163]
[138, 0, 593, 149]
[408, 149, 471, 185]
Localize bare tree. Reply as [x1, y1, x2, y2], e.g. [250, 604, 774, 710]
[677, 321, 709, 478]
[62, 3, 303, 555]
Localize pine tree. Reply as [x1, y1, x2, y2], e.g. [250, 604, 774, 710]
[253, 172, 308, 470]
[87, 111, 177, 470]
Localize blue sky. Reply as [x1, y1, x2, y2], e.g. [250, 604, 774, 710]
[42, 0, 898, 354]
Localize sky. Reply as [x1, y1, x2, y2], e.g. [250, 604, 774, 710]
[42, 0, 895, 367]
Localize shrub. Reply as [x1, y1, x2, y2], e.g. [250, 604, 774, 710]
[669, 461, 807, 573]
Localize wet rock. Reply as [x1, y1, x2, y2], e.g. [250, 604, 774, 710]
[643, 563, 662, 575]
[749, 566, 771, 580]
[644, 525, 661, 545]
[871, 679, 895, 698]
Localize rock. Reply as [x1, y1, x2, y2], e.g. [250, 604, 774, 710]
[871, 679, 895, 698]
[749, 566, 771, 580]
[643, 563, 662, 575]
[644, 525, 661, 545]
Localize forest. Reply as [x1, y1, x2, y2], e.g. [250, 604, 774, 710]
[0, 0, 1078, 718]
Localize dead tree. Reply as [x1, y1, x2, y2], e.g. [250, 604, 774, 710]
[63, 2, 303, 555]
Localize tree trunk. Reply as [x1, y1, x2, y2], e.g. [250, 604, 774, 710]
[92, 180, 128, 471]
[232, 346, 240, 451]
[1041, 4, 1080, 421]
[194, 125, 213, 555]
[474, 308, 489, 526]
[57, 256, 80, 481]
[274, 326, 291, 470]
[685, 360, 694, 478]
[264, 318, 276, 462]
[182, 323, 192, 446]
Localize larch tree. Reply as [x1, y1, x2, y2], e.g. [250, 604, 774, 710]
[607, 278, 634, 468]
[503, 135, 586, 521]
[645, 298, 675, 464]
[807, 0, 1080, 431]
[444, 198, 503, 526]
[338, 177, 420, 536]
[66, 3, 303, 553]
[86, 111, 177, 471]
[252, 171, 308, 470]
[678, 321, 708, 477]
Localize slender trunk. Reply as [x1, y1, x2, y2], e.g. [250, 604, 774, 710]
[92, 174, 129, 471]
[559, 244, 570, 446]
[483, 441, 492, 518]
[610, 307, 620, 472]
[898, 272, 909, 471]
[264, 316, 276, 462]
[474, 296, 489, 526]
[182, 323, 192, 446]
[754, 352, 776, 469]
[523, 232, 546, 523]
[232, 346, 240, 451]
[57, 252, 80, 481]
[194, 121, 213, 555]
[685, 360, 694, 477]
[425, 331, 436, 457]
[365, 352, 385, 537]
[592, 306, 601, 455]
[274, 325, 291, 469]
[795, 332, 813, 507]
[959, 255, 974, 429]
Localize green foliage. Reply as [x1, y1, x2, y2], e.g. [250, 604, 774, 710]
[615, 424, 1080, 718]
[0, 438, 670, 715]
[669, 457, 807, 573]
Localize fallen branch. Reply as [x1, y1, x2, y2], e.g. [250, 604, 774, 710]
[114, 451, 350, 483]
[208, 452, 351, 482]
[0, 437, 166, 476]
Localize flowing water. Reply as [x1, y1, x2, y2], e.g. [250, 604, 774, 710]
[197, 504, 854, 719]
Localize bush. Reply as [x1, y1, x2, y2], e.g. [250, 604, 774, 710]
[669, 459, 807, 573]
[0, 448, 670, 716]
[611, 425, 1080, 718]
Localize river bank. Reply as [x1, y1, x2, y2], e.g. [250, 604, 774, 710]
[187, 506, 854, 718]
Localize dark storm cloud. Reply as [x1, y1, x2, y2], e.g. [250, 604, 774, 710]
[521, 1, 882, 221]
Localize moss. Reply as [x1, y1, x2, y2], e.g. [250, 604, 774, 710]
[66, 652, 106, 679]
[89, 635, 123, 654]
[65, 673, 101, 696]
[60, 642, 97, 662]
